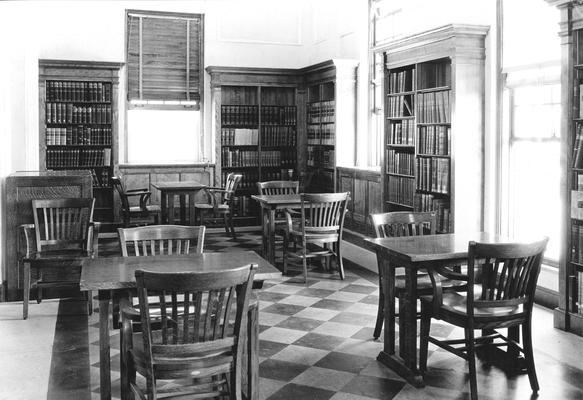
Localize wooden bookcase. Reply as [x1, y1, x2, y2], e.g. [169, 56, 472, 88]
[548, 0, 583, 336]
[379, 25, 488, 234]
[38, 60, 122, 227]
[301, 60, 358, 192]
[206, 66, 303, 225]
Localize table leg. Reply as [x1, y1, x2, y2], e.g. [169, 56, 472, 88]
[179, 194, 186, 225]
[160, 192, 168, 224]
[188, 193, 196, 226]
[402, 266, 418, 369]
[382, 258, 395, 355]
[267, 208, 276, 264]
[98, 290, 112, 400]
[168, 194, 175, 224]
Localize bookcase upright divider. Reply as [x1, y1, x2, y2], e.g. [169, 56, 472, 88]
[379, 24, 488, 234]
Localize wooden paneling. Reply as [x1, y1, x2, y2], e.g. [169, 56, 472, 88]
[336, 167, 381, 236]
[4, 171, 92, 301]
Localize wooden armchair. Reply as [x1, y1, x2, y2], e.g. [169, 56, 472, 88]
[256, 180, 300, 238]
[369, 211, 466, 340]
[195, 173, 242, 238]
[283, 192, 349, 283]
[120, 264, 257, 400]
[111, 176, 161, 227]
[21, 198, 99, 319]
[419, 238, 548, 400]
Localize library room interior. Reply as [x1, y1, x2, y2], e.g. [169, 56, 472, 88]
[1, 0, 583, 399]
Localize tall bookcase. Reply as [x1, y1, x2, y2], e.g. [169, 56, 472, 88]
[39, 60, 122, 226]
[549, 0, 583, 336]
[206, 66, 303, 224]
[302, 60, 358, 192]
[380, 25, 488, 234]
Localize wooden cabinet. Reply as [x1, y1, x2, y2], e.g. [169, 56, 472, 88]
[4, 171, 92, 301]
[548, 0, 583, 336]
[206, 66, 303, 225]
[378, 24, 488, 234]
[38, 59, 122, 228]
[302, 60, 358, 192]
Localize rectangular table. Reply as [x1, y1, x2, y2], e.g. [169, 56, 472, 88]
[151, 181, 207, 225]
[80, 251, 281, 400]
[251, 194, 301, 264]
[364, 232, 509, 386]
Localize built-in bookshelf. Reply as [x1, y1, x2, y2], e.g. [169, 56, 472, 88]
[39, 60, 122, 226]
[302, 60, 358, 192]
[551, 0, 583, 336]
[380, 25, 488, 235]
[207, 66, 302, 224]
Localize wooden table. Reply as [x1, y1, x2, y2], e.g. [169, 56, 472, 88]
[364, 232, 509, 387]
[151, 181, 207, 225]
[251, 194, 301, 264]
[80, 251, 281, 400]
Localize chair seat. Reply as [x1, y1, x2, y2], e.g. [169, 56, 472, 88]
[25, 248, 89, 263]
[129, 204, 161, 214]
[194, 203, 230, 212]
[394, 274, 466, 295]
[419, 290, 523, 318]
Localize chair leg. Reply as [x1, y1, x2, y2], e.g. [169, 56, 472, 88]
[229, 213, 237, 239]
[223, 214, 231, 237]
[23, 261, 30, 319]
[373, 269, 384, 340]
[336, 241, 345, 280]
[283, 234, 289, 276]
[522, 319, 539, 393]
[465, 326, 478, 400]
[419, 301, 431, 372]
[302, 246, 308, 284]
[87, 290, 93, 315]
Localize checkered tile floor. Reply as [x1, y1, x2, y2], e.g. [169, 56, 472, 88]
[80, 229, 583, 400]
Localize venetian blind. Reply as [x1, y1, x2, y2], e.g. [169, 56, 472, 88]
[127, 11, 203, 105]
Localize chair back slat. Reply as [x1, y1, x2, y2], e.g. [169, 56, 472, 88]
[369, 211, 436, 239]
[118, 225, 205, 257]
[301, 193, 348, 233]
[223, 173, 242, 204]
[467, 238, 548, 314]
[32, 198, 95, 252]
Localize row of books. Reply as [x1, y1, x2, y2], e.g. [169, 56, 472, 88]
[417, 90, 450, 123]
[221, 149, 295, 167]
[46, 126, 112, 146]
[387, 95, 413, 118]
[261, 126, 296, 147]
[387, 150, 415, 176]
[307, 125, 335, 145]
[417, 125, 450, 155]
[572, 123, 583, 168]
[307, 146, 335, 169]
[221, 105, 259, 127]
[387, 176, 415, 207]
[388, 120, 415, 145]
[91, 169, 111, 188]
[221, 128, 259, 146]
[307, 101, 335, 124]
[46, 148, 111, 168]
[417, 157, 450, 194]
[414, 194, 451, 233]
[47, 81, 112, 103]
[46, 103, 112, 125]
[388, 69, 413, 94]
[571, 223, 583, 264]
[261, 106, 297, 125]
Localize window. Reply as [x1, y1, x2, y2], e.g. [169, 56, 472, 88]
[125, 10, 204, 164]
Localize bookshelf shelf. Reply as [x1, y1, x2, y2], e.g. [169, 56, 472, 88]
[39, 60, 122, 227]
[379, 24, 487, 234]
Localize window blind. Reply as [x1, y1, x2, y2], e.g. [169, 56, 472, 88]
[127, 11, 203, 105]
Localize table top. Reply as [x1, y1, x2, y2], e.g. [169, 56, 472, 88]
[151, 181, 207, 191]
[251, 194, 301, 206]
[79, 251, 281, 291]
[364, 232, 518, 263]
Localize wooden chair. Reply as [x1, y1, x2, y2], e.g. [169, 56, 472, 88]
[195, 173, 242, 238]
[256, 180, 300, 243]
[283, 192, 349, 283]
[419, 238, 548, 400]
[21, 198, 99, 319]
[120, 264, 257, 400]
[113, 224, 206, 328]
[369, 211, 466, 340]
[111, 176, 161, 227]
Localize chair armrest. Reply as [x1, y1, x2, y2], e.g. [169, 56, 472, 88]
[435, 265, 469, 281]
[88, 222, 101, 258]
[124, 190, 152, 211]
[426, 269, 444, 316]
[125, 188, 150, 194]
